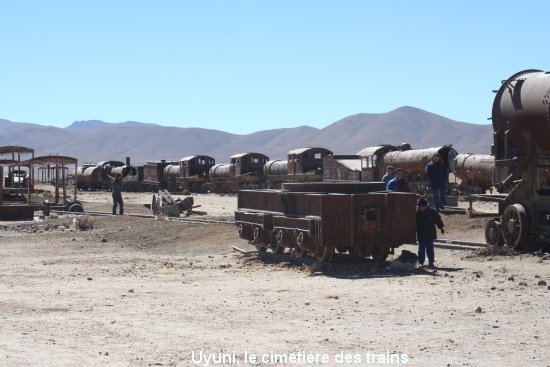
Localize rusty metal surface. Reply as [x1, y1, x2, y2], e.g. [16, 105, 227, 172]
[0, 204, 35, 220]
[452, 154, 496, 190]
[209, 164, 233, 178]
[25, 155, 78, 165]
[163, 164, 181, 179]
[382, 145, 458, 173]
[492, 69, 550, 156]
[230, 152, 269, 160]
[287, 147, 332, 175]
[0, 146, 34, 155]
[322, 155, 362, 182]
[355, 145, 397, 157]
[179, 155, 215, 177]
[281, 182, 386, 193]
[143, 160, 178, 183]
[264, 160, 288, 176]
[236, 187, 417, 261]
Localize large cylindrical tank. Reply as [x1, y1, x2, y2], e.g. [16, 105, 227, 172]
[492, 69, 550, 157]
[452, 154, 495, 188]
[209, 164, 234, 179]
[78, 166, 101, 188]
[110, 165, 131, 178]
[381, 145, 458, 175]
[163, 164, 180, 180]
[263, 160, 288, 176]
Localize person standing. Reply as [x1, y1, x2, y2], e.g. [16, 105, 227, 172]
[416, 198, 445, 268]
[382, 166, 395, 185]
[425, 153, 447, 210]
[112, 173, 124, 215]
[386, 168, 409, 192]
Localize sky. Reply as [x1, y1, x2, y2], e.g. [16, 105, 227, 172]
[1, 0, 549, 134]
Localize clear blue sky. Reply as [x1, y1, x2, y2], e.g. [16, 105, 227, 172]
[1, 0, 548, 134]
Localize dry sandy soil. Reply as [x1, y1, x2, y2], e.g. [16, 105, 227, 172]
[0, 191, 549, 367]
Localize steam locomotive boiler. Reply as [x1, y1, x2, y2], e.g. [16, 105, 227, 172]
[451, 154, 499, 194]
[76, 160, 125, 190]
[379, 145, 458, 192]
[485, 69, 550, 248]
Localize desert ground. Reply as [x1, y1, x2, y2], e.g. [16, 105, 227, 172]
[0, 190, 549, 367]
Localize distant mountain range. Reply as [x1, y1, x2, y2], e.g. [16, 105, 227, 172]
[0, 106, 493, 165]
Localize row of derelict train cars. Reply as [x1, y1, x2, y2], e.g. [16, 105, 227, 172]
[79, 69, 550, 261]
[76, 145, 496, 196]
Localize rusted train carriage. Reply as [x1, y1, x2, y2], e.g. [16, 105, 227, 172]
[235, 182, 417, 262]
[485, 69, 550, 249]
[209, 152, 269, 193]
[176, 155, 215, 193]
[265, 147, 333, 188]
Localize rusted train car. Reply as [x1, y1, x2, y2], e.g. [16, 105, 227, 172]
[265, 147, 333, 188]
[235, 182, 417, 262]
[485, 69, 550, 249]
[209, 152, 269, 193]
[176, 155, 215, 192]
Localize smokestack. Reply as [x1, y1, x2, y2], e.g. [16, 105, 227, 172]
[126, 157, 130, 165]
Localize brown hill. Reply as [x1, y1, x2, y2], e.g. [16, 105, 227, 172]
[0, 107, 492, 164]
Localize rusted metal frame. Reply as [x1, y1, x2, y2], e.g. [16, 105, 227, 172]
[272, 215, 318, 234]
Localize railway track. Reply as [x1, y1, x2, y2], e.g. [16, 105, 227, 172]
[49, 209, 488, 250]
[49, 209, 235, 225]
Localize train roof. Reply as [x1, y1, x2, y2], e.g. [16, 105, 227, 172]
[356, 145, 397, 157]
[288, 147, 333, 155]
[179, 155, 215, 162]
[230, 152, 269, 159]
[97, 160, 124, 168]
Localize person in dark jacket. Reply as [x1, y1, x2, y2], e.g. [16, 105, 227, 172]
[382, 166, 395, 185]
[111, 173, 124, 215]
[386, 168, 409, 192]
[425, 153, 448, 211]
[416, 198, 444, 268]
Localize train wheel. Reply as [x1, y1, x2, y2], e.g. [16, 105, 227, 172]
[316, 244, 335, 262]
[68, 203, 84, 213]
[272, 230, 286, 253]
[292, 247, 308, 258]
[255, 245, 268, 252]
[272, 244, 285, 254]
[371, 244, 390, 262]
[485, 219, 504, 247]
[502, 204, 528, 249]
